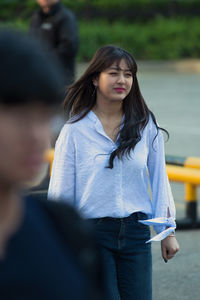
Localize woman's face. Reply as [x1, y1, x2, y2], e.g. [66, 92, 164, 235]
[94, 59, 133, 103]
[0, 103, 53, 186]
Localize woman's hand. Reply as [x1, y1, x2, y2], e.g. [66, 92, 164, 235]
[161, 235, 179, 263]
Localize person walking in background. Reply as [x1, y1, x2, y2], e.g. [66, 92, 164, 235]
[48, 45, 179, 300]
[0, 30, 104, 300]
[30, 0, 79, 145]
[30, 0, 79, 88]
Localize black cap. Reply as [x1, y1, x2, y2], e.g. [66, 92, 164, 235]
[0, 29, 65, 106]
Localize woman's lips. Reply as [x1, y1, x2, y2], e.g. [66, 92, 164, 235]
[114, 88, 125, 93]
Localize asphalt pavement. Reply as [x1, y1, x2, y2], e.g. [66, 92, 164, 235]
[152, 228, 200, 300]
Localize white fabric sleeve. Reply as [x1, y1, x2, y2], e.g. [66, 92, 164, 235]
[48, 124, 75, 205]
[147, 118, 176, 235]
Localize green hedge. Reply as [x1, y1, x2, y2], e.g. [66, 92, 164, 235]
[78, 18, 200, 60]
[1, 17, 200, 61]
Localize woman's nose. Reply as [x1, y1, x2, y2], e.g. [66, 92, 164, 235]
[117, 73, 125, 83]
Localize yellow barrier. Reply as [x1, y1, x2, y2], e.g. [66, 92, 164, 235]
[166, 164, 200, 222]
[185, 183, 197, 203]
[184, 157, 200, 169]
[166, 165, 200, 185]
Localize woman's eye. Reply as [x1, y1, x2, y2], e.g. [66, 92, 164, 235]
[109, 72, 117, 75]
[125, 73, 132, 77]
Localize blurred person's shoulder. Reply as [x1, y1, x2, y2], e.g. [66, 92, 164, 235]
[27, 192, 94, 255]
[30, 8, 42, 24]
[0, 193, 103, 299]
[27, 193, 104, 299]
[34, 192, 94, 247]
[59, 3, 77, 21]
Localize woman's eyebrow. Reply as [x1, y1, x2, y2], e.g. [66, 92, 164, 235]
[109, 66, 131, 72]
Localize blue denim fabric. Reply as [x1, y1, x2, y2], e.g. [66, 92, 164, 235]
[91, 212, 152, 300]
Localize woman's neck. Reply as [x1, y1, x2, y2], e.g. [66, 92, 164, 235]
[0, 183, 23, 259]
[93, 97, 123, 120]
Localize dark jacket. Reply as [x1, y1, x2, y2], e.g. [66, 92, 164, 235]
[30, 2, 79, 87]
[0, 194, 105, 300]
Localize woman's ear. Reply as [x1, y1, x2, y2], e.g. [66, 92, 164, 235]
[92, 76, 99, 87]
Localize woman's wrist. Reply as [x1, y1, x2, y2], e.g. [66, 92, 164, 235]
[168, 232, 175, 237]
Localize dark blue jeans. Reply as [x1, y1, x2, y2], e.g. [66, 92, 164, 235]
[91, 212, 152, 300]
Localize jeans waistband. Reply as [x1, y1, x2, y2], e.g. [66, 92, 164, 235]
[92, 212, 147, 222]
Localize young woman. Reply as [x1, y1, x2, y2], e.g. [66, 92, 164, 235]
[48, 45, 179, 300]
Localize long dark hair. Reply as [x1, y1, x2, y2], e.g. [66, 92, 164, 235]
[63, 45, 168, 168]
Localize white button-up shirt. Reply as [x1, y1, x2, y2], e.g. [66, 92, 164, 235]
[48, 110, 176, 238]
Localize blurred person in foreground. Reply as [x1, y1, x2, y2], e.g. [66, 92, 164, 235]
[0, 30, 104, 300]
[30, 0, 79, 88]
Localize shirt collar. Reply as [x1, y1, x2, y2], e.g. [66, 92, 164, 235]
[87, 110, 98, 123]
[87, 110, 124, 145]
[87, 110, 125, 127]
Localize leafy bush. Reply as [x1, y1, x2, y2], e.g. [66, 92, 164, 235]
[1, 17, 200, 61]
[78, 17, 200, 60]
